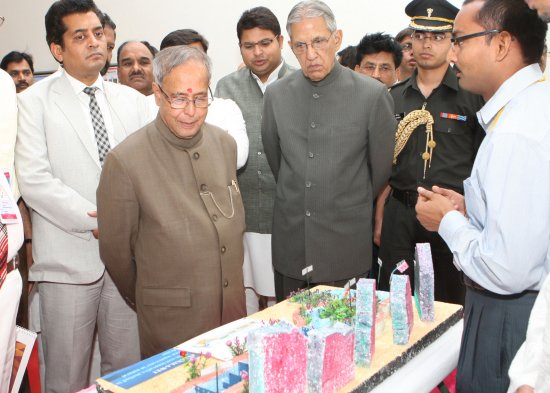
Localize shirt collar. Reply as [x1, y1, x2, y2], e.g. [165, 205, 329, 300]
[402, 65, 458, 96]
[251, 60, 284, 91]
[477, 64, 543, 129]
[64, 69, 104, 95]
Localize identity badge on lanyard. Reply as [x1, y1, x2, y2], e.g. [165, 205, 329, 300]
[0, 170, 18, 224]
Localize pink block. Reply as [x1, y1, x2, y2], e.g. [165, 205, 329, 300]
[321, 331, 355, 392]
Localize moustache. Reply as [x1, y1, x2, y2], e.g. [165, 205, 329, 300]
[129, 70, 145, 77]
[16, 81, 29, 89]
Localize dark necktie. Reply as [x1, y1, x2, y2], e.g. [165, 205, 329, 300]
[83, 86, 111, 166]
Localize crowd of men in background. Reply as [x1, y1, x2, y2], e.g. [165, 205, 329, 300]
[1, 0, 550, 392]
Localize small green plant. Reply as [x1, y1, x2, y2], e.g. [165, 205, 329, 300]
[289, 289, 333, 307]
[319, 296, 356, 324]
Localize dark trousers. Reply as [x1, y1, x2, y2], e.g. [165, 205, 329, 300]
[378, 195, 465, 304]
[457, 286, 537, 393]
[274, 270, 369, 302]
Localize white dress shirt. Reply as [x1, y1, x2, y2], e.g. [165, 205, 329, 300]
[65, 70, 119, 148]
[146, 94, 249, 169]
[439, 64, 550, 295]
[251, 60, 284, 94]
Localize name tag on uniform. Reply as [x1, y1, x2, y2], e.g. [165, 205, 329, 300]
[0, 172, 18, 224]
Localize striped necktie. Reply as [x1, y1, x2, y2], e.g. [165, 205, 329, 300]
[83, 86, 111, 166]
[0, 224, 8, 288]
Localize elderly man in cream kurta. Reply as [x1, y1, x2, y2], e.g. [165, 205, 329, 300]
[97, 46, 246, 358]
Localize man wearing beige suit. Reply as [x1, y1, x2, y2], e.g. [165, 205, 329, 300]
[15, 1, 150, 391]
[97, 46, 246, 359]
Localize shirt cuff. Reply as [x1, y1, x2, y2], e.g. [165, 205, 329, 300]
[439, 210, 468, 250]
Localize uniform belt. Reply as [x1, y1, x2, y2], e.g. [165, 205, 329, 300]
[392, 189, 418, 207]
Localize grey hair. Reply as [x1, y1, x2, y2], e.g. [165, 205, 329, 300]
[153, 46, 212, 85]
[286, 0, 337, 37]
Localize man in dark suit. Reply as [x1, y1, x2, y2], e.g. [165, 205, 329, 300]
[15, 1, 151, 391]
[262, 0, 396, 301]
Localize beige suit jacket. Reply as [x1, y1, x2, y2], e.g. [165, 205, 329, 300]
[15, 71, 151, 284]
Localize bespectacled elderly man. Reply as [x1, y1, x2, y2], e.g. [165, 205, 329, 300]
[97, 46, 246, 358]
[261, 0, 396, 300]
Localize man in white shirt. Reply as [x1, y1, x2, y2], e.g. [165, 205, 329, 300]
[415, 0, 548, 391]
[15, 1, 151, 391]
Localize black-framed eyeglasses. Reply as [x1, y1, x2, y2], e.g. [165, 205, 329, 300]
[451, 30, 500, 47]
[157, 84, 213, 109]
[239, 35, 278, 51]
[411, 32, 449, 43]
[0, 16, 5, 28]
[291, 32, 334, 55]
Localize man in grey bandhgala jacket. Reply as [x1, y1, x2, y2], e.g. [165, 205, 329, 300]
[262, 0, 396, 300]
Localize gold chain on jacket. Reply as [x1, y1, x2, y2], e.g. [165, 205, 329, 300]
[393, 103, 436, 179]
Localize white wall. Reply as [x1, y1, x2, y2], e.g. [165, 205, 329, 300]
[0, 0, 464, 87]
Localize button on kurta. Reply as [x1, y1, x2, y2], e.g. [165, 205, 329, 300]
[200, 184, 208, 191]
[305, 210, 311, 217]
[311, 122, 316, 128]
[257, 151, 262, 155]
[305, 181, 312, 188]
[193, 152, 200, 159]
[223, 280, 229, 287]
[313, 93, 319, 99]
[221, 246, 226, 253]
[308, 152, 314, 158]
[212, 214, 218, 222]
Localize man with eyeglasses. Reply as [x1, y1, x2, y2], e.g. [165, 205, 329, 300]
[395, 27, 416, 81]
[0, 51, 34, 93]
[97, 46, 247, 358]
[355, 32, 402, 88]
[215, 7, 294, 313]
[262, 0, 395, 300]
[376, 0, 485, 306]
[158, 29, 248, 170]
[413, 0, 548, 391]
